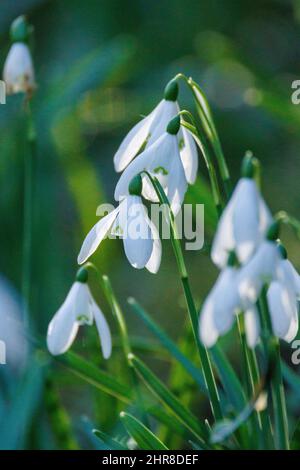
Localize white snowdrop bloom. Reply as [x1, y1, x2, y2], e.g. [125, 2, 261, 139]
[114, 115, 188, 215]
[113, 80, 198, 184]
[211, 174, 272, 268]
[0, 275, 28, 369]
[238, 233, 281, 304]
[199, 261, 261, 349]
[47, 271, 112, 358]
[267, 250, 300, 342]
[199, 266, 241, 348]
[3, 42, 35, 95]
[78, 188, 162, 273]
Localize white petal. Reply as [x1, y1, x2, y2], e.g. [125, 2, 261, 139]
[91, 299, 112, 359]
[244, 307, 260, 348]
[122, 196, 153, 269]
[113, 114, 153, 173]
[114, 132, 187, 214]
[73, 283, 94, 324]
[278, 259, 300, 299]
[179, 126, 198, 184]
[211, 188, 236, 268]
[238, 241, 279, 303]
[47, 283, 80, 355]
[232, 179, 261, 263]
[145, 218, 162, 274]
[258, 197, 273, 234]
[3, 43, 35, 94]
[212, 268, 240, 334]
[147, 100, 179, 144]
[199, 298, 219, 348]
[284, 310, 299, 343]
[77, 207, 119, 264]
[267, 282, 295, 339]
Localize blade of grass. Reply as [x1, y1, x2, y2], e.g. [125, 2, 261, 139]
[55, 350, 132, 403]
[120, 412, 168, 450]
[128, 353, 210, 448]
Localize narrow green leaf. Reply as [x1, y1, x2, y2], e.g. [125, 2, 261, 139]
[55, 351, 132, 403]
[129, 354, 210, 447]
[120, 412, 168, 450]
[128, 297, 206, 391]
[211, 346, 246, 411]
[93, 429, 128, 450]
[282, 361, 300, 397]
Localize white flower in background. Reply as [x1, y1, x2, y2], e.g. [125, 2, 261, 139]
[3, 42, 35, 95]
[0, 275, 28, 369]
[199, 257, 261, 349]
[267, 246, 300, 342]
[238, 228, 280, 304]
[113, 79, 198, 184]
[78, 180, 162, 273]
[211, 161, 272, 268]
[47, 269, 112, 358]
[114, 115, 188, 215]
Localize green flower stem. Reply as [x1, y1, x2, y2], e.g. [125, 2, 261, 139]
[22, 102, 36, 325]
[258, 286, 289, 450]
[237, 315, 263, 449]
[176, 73, 232, 198]
[84, 262, 150, 426]
[143, 172, 222, 421]
[179, 112, 223, 217]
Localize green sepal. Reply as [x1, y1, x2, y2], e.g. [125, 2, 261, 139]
[10, 15, 30, 43]
[128, 174, 143, 196]
[164, 79, 179, 101]
[166, 115, 181, 135]
[76, 267, 88, 283]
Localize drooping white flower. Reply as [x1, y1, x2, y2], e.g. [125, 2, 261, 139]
[47, 273, 112, 358]
[114, 115, 188, 215]
[199, 266, 241, 348]
[78, 193, 162, 273]
[199, 262, 261, 349]
[211, 175, 272, 269]
[238, 238, 280, 304]
[267, 250, 300, 342]
[3, 42, 35, 95]
[113, 80, 198, 184]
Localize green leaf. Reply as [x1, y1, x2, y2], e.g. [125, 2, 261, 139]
[120, 412, 168, 450]
[211, 346, 246, 411]
[128, 297, 206, 392]
[55, 351, 132, 403]
[128, 354, 210, 448]
[93, 429, 128, 450]
[282, 361, 300, 397]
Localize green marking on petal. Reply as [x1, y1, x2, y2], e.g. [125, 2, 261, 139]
[153, 166, 168, 176]
[179, 138, 185, 150]
[76, 314, 90, 323]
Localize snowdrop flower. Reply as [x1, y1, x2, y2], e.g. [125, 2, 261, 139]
[199, 253, 260, 348]
[114, 115, 188, 215]
[78, 176, 162, 273]
[47, 268, 112, 358]
[238, 222, 281, 304]
[0, 275, 28, 369]
[267, 245, 300, 342]
[211, 156, 272, 268]
[3, 17, 36, 95]
[113, 79, 198, 184]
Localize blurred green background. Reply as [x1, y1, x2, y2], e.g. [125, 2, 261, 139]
[1, 0, 300, 449]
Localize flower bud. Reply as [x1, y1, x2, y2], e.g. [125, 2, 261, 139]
[241, 152, 255, 179]
[128, 174, 143, 196]
[164, 79, 179, 102]
[10, 16, 30, 43]
[76, 267, 88, 283]
[3, 42, 36, 95]
[166, 115, 181, 135]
